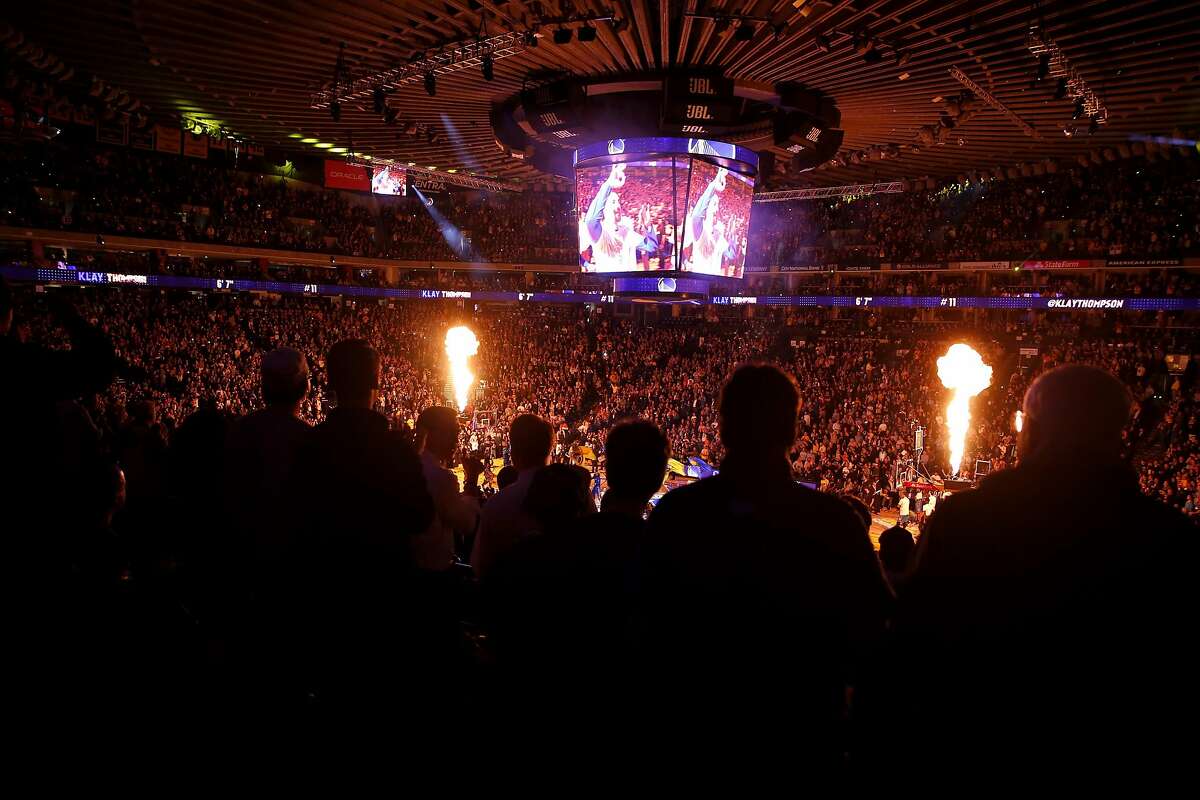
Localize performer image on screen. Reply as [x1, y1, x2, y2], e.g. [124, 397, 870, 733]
[580, 163, 653, 272]
[684, 167, 737, 276]
[372, 167, 402, 195]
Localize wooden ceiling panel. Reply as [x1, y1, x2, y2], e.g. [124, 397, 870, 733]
[6, 0, 1198, 187]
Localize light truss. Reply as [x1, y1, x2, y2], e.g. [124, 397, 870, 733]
[948, 66, 1041, 139]
[311, 32, 527, 109]
[1026, 26, 1109, 125]
[754, 182, 906, 202]
[345, 155, 519, 192]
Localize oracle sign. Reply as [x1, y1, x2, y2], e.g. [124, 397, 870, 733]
[324, 160, 371, 191]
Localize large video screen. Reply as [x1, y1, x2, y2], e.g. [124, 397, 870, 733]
[576, 160, 684, 272]
[371, 164, 407, 196]
[680, 160, 753, 278]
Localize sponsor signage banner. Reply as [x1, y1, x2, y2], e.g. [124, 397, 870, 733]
[183, 132, 209, 159]
[956, 260, 1009, 270]
[324, 160, 371, 191]
[6, 266, 1199, 313]
[1106, 257, 1183, 267]
[130, 128, 154, 150]
[96, 119, 127, 146]
[409, 173, 448, 193]
[154, 124, 181, 154]
[1020, 259, 1093, 270]
[893, 262, 948, 271]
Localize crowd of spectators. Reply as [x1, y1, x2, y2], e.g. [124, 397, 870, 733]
[747, 157, 1200, 269]
[4, 275, 1195, 771]
[3, 139, 1198, 273]
[9, 281, 1197, 518]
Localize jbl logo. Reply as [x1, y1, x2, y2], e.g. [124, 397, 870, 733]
[689, 77, 715, 95]
[539, 112, 564, 126]
[686, 104, 713, 120]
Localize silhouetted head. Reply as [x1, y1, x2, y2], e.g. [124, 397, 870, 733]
[1019, 364, 1131, 465]
[496, 465, 519, 490]
[415, 406, 459, 461]
[522, 463, 593, 532]
[510, 413, 553, 470]
[604, 418, 668, 506]
[261, 348, 309, 411]
[719, 363, 800, 459]
[327, 339, 379, 410]
[878, 525, 915, 575]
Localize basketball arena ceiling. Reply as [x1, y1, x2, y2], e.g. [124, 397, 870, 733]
[8, 0, 1200, 188]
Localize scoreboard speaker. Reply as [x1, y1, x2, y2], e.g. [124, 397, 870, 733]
[519, 80, 586, 136]
[661, 70, 739, 133]
[944, 479, 975, 491]
[787, 127, 844, 172]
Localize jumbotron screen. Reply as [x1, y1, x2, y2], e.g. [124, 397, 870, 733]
[576, 161, 684, 272]
[371, 164, 406, 196]
[680, 161, 753, 278]
[575, 138, 756, 277]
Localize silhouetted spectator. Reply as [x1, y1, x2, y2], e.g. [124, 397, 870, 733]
[484, 420, 668, 725]
[470, 413, 553, 577]
[496, 464, 518, 490]
[283, 338, 434, 711]
[413, 406, 481, 572]
[886, 364, 1197, 777]
[876, 525, 915, 591]
[224, 348, 312, 559]
[641, 364, 892, 767]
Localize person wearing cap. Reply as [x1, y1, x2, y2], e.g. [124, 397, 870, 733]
[874, 364, 1196, 777]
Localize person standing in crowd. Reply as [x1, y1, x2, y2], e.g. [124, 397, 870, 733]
[412, 406, 482, 572]
[881, 365, 1196, 777]
[283, 339, 433, 712]
[470, 413, 554, 578]
[640, 364, 892, 768]
[224, 348, 312, 562]
[897, 491, 911, 528]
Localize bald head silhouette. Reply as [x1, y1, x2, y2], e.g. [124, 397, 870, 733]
[1019, 364, 1131, 464]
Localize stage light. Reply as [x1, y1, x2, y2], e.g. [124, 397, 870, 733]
[578, 24, 597, 42]
[734, 23, 755, 42]
[862, 48, 883, 65]
[895, 49, 911, 67]
[384, 107, 399, 125]
[814, 33, 831, 52]
[1063, 126, 1075, 137]
[1088, 117, 1100, 135]
[330, 101, 341, 122]
[1053, 77, 1067, 100]
[524, 30, 539, 47]
[610, 16, 629, 34]
[481, 52, 494, 81]
[373, 87, 385, 114]
[553, 27, 572, 44]
[424, 70, 436, 96]
[714, 17, 731, 34]
[1073, 99, 1085, 119]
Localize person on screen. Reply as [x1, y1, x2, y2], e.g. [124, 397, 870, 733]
[579, 163, 652, 272]
[372, 166, 402, 195]
[684, 167, 737, 276]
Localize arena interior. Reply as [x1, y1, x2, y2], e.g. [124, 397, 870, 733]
[3, 0, 1199, 774]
